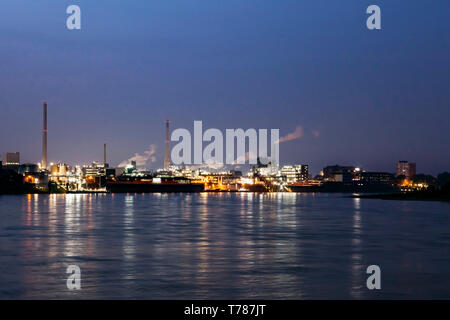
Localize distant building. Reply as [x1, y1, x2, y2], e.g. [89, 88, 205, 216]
[50, 163, 72, 176]
[396, 161, 416, 179]
[356, 172, 395, 186]
[252, 157, 278, 177]
[323, 165, 359, 183]
[1, 152, 20, 171]
[315, 170, 397, 192]
[18, 164, 39, 175]
[82, 162, 108, 189]
[280, 165, 309, 183]
[82, 162, 106, 177]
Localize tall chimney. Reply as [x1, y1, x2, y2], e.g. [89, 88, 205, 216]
[104, 143, 107, 164]
[164, 120, 170, 169]
[42, 102, 48, 170]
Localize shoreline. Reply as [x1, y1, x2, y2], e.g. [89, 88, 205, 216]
[351, 192, 450, 202]
[2, 190, 450, 202]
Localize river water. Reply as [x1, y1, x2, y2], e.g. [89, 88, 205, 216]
[0, 193, 449, 299]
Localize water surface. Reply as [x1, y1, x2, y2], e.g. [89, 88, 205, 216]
[0, 193, 449, 299]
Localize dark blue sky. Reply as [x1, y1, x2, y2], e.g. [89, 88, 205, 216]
[1, 0, 449, 175]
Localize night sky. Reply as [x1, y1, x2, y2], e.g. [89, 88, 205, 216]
[1, 0, 449, 175]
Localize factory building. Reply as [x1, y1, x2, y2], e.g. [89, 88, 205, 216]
[280, 165, 309, 183]
[396, 161, 416, 179]
[1, 152, 20, 172]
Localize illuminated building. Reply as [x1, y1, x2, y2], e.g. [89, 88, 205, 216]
[82, 162, 108, 189]
[199, 170, 242, 191]
[251, 157, 278, 177]
[83, 162, 106, 177]
[280, 165, 309, 183]
[396, 161, 416, 179]
[47, 163, 76, 190]
[323, 165, 359, 182]
[354, 172, 395, 186]
[1, 152, 20, 171]
[50, 163, 72, 176]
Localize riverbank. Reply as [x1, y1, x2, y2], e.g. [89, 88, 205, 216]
[1, 190, 108, 195]
[352, 191, 450, 202]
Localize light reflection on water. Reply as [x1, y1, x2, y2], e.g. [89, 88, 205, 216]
[0, 193, 450, 299]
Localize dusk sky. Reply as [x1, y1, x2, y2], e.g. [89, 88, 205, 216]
[1, 0, 449, 175]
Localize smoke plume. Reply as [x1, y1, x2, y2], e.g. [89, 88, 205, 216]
[278, 126, 304, 143]
[118, 145, 157, 168]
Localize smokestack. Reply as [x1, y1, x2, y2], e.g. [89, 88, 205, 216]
[42, 102, 48, 170]
[104, 143, 107, 164]
[164, 120, 170, 169]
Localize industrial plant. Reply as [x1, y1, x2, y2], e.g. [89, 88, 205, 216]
[0, 102, 446, 195]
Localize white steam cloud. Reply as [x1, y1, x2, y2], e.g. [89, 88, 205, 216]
[118, 145, 157, 168]
[277, 126, 304, 143]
